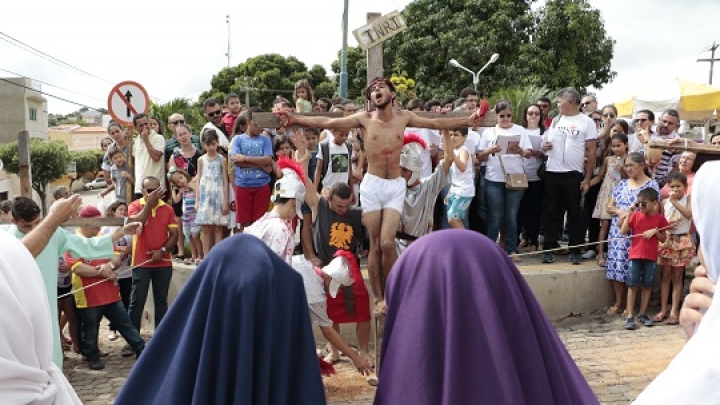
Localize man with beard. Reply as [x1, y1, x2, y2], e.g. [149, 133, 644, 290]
[276, 77, 483, 313]
[641, 109, 682, 187]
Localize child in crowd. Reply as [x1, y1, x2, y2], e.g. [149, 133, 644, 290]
[300, 128, 321, 264]
[100, 201, 133, 345]
[195, 129, 229, 257]
[655, 172, 694, 325]
[107, 146, 134, 203]
[446, 126, 474, 229]
[620, 187, 668, 330]
[591, 132, 629, 267]
[271, 135, 294, 182]
[316, 128, 353, 194]
[294, 79, 315, 113]
[222, 93, 242, 137]
[170, 169, 203, 264]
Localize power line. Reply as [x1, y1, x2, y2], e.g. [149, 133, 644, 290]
[0, 77, 94, 109]
[0, 67, 106, 103]
[0, 31, 115, 85]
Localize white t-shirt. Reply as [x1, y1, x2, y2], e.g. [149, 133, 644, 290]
[523, 128, 543, 182]
[543, 114, 597, 174]
[133, 131, 166, 193]
[466, 130, 482, 154]
[449, 145, 475, 197]
[483, 125, 532, 183]
[318, 141, 351, 188]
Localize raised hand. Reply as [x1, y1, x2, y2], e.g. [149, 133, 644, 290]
[47, 194, 82, 225]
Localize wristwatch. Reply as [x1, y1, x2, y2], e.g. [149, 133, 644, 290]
[160, 247, 167, 254]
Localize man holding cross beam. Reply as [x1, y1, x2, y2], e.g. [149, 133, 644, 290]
[277, 77, 484, 313]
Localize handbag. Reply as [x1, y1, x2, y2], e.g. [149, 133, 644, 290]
[499, 154, 528, 190]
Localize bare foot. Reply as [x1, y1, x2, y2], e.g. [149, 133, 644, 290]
[323, 352, 341, 364]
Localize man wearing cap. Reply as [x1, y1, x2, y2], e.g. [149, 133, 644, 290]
[244, 157, 373, 376]
[397, 130, 454, 255]
[276, 77, 484, 313]
[65, 206, 145, 370]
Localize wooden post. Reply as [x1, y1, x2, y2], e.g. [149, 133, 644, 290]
[366, 12, 383, 86]
[18, 131, 32, 198]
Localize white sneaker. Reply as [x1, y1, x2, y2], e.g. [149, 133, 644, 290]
[582, 249, 597, 259]
[108, 331, 118, 341]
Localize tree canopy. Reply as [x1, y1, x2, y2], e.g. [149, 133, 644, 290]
[199, 54, 337, 110]
[331, 0, 615, 99]
[0, 139, 71, 213]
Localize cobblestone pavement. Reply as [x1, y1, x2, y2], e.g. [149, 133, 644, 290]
[67, 310, 685, 404]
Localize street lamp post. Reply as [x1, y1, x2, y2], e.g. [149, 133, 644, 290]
[339, 0, 349, 98]
[449, 53, 499, 91]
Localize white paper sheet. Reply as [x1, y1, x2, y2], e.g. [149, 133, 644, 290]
[545, 128, 566, 162]
[495, 135, 522, 155]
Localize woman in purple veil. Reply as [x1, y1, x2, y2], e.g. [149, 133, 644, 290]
[374, 229, 599, 405]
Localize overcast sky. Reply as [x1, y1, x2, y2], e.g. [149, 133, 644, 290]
[0, 0, 718, 115]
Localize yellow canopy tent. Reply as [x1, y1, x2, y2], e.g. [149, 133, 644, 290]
[616, 78, 720, 120]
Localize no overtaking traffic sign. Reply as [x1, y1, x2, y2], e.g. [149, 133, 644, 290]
[107, 81, 150, 126]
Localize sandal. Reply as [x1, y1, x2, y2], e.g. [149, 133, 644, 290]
[512, 254, 522, 263]
[667, 316, 679, 325]
[174, 255, 186, 263]
[606, 305, 620, 316]
[653, 313, 668, 323]
[183, 258, 193, 265]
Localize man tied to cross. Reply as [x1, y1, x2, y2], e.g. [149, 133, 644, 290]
[276, 77, 485, 313]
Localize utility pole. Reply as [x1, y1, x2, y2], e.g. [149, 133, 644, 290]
[339, 0, 349, 98]
[238, 77, 254, 107]
[697, 41, 720, 85]
[225, 15, 231, 68]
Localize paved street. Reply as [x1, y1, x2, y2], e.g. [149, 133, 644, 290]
[66, 310, 686, 404]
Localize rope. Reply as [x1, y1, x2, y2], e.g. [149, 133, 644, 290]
[512, 218, 691, 258]
[57, 258, 170, 299]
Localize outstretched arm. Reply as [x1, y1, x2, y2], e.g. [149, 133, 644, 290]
[276, 110, 363, 130]
[441, 130, 455, 174]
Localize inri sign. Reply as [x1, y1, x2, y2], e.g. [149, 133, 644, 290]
[352, 11, 407, 51]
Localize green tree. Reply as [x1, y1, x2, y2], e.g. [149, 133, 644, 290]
[150, 98, 205, 137]
[332, 0, 614, 99]
[0, 139, 71, 214]
[68, 151, 102, 191]
[490, 86, 556, 125]
[331, 46, 367, 99]
[523, 0, 616, 90]
[199, 54, 336, 110]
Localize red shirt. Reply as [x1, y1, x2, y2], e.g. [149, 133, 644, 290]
[222, 113, 238, 136]
[628, 211, 669, 261]
[65, 253, 120, 309]
[128, 198, 177, 268]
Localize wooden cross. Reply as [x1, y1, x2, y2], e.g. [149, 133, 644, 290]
[251, 110, 498, 129]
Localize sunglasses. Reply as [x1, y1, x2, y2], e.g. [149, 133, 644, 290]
[207, 110, 223, 118]
[527, 111, 541, 116]
[593, 118, 602, 123]
[634, 118, 648, 123]
[537, 104, 550, 109]
[144, 188, 158, 194]
[603, 114, 616, 118]
[581, 101, 593, 106]
[498, 114, 512, 118]
[169, 120, 185, 125]
[634, 201, 649, 208]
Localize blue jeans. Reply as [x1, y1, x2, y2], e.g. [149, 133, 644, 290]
[128, 266, 173, 332]
[79, 300, 144, 361]
[485, 180, 525, 253]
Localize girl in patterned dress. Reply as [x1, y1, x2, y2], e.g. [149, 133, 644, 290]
[654, 172, 694, 325]
[590, 131, 628, 267]
[604, 152, 659, 316]
[195, 129, 229, 258]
